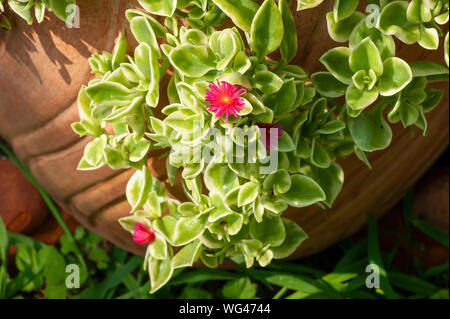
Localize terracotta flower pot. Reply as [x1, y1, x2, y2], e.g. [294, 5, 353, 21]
[0, 156, 79, 246]
[0, 157, 49, 234]
[0, 0, 448, 257]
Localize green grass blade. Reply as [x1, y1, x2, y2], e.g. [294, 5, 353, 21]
[0, 266, 9, 298]
[74, 256, 142, 299]
[385, 230, 409, 269]
[273, 287, 288, 299]
[287, 291, 342, 299]
[0, 218, 8, 263]
[267, 261, 326, 277]
[0, 142, 87, 272]
[0, 218, 9, 298]
[285, 291, 311, 299]
[7, 231, 46, 250]
[409, 217, 449, 247]
[388, 271, 440, 296]
[242, 269, 275, 289]
[334, 240, 368, 272]
[116, 282, 150, 299]
[168, 269, 242, 286]
[6, 270, 42, 298]
[422, 262, 449, 279]
[6, 260, 47, 298]
[368, 214, 400, 299]
[325, 258, 368, 289]
[429, 289, 449, 299]
[341, 275, 369, 293]
[122, 273, 141, 293]
[264, 273, 323, 294]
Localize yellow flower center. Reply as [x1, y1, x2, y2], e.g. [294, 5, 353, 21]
[221, 96, 231, 104]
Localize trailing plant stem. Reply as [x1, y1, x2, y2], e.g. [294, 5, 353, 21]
[0, 141, 87, 272]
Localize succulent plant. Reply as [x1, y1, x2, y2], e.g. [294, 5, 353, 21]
[70, 0, 449, 293]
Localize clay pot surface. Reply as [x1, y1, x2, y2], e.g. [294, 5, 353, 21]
[412, 166, 449, 234]
[373, 165, 449, 270]
[0, 157, 49, 234]
[0, 155, 79, 245]
[0, 1, 448, 257]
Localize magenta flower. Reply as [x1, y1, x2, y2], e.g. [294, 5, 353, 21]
[205, 81, 246, 121]
[257, 122, 284, 152]
[133, 223, 156, 245]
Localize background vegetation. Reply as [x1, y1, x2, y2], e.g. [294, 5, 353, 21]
[0, 141, 448, 299]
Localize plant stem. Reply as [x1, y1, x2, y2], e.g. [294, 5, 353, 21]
[159, 58, 171, 80]
[273, 286, 288, 299]
[0, 141, 87, 271]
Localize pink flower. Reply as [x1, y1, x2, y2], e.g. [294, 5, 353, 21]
[133, 223, 156, 245]
[257, 122, 284, 152]
[205, 81, 246, 121]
